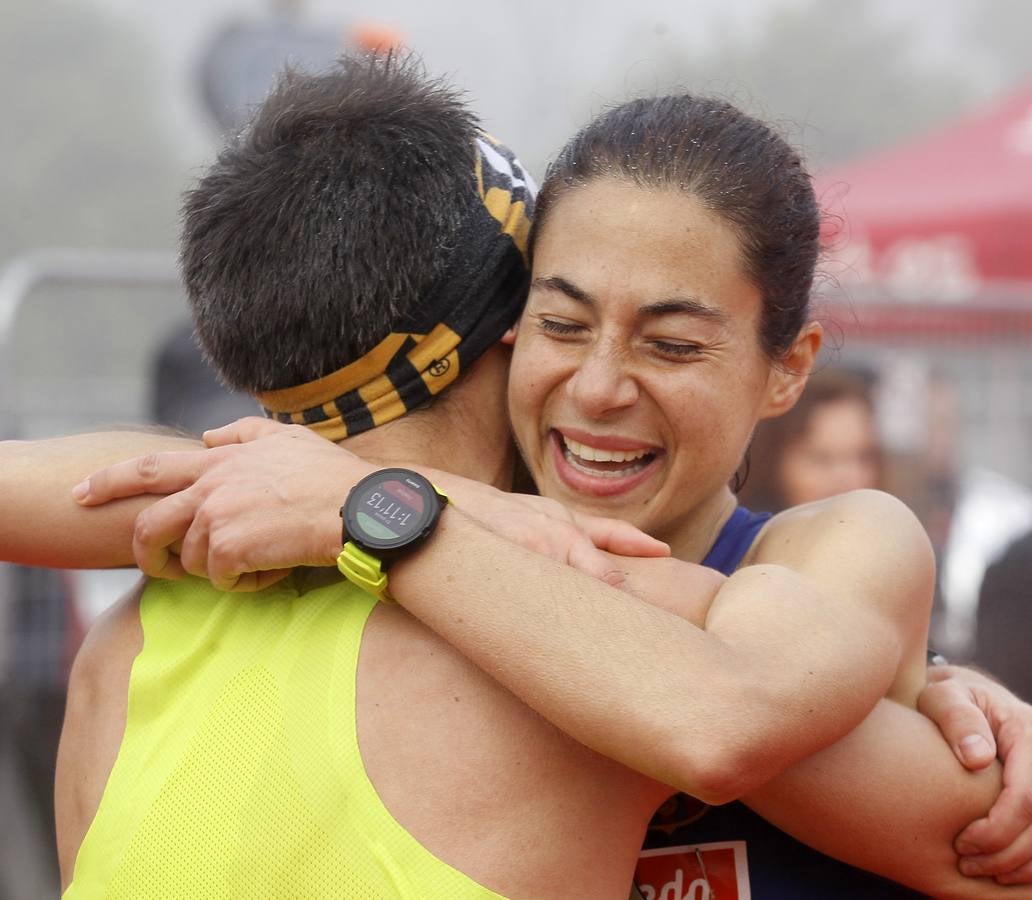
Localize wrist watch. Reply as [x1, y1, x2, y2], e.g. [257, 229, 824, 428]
[337, 467, 449, 602]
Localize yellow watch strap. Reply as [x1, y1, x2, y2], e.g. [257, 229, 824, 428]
[336, 480, 449, 604]
[336, 542, 394, 603]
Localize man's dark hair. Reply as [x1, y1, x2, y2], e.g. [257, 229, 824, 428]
[181, 53, 481, 391]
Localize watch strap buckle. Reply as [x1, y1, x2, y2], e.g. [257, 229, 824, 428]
[337, 542, 394, 603]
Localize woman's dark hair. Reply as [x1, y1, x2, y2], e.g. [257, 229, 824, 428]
[532, 94, 820, 360]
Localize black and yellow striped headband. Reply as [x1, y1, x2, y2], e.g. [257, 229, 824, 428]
[257, 132, 536, 442]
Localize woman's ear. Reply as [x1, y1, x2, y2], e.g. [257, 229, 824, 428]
[500, 322, 519, 346]
[759, 321, 823, 420]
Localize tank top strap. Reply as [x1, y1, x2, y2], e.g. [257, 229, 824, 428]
[701, 506, 772, 576]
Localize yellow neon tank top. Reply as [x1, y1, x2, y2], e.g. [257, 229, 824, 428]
[66, 574, 506, 899]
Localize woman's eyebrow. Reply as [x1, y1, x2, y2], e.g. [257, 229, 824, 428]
[531, 275, 593, 305]
[639, 298, 729, 325]
[532, 276, 729, 325]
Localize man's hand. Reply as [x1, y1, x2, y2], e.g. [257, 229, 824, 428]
[919, 664, 1032, 883]
[74, 416, 669, 591]
[74, 418, 373, 590]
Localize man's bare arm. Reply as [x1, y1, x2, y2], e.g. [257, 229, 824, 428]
[383, 493, 926, 803]
[55, 581, 144, 888]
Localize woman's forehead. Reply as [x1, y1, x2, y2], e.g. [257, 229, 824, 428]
[529, 179, 759, 321]
[536, 180, 743, 262]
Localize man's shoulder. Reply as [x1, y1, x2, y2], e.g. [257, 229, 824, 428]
[74, 578, 147, 684]
[138, 570, 374, 636]
[141, 567, 350, 600]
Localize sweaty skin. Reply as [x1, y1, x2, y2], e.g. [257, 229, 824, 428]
[30, 424, 1028, 899]
[52, 366, 711, 898]
[55, 581, 678, 897]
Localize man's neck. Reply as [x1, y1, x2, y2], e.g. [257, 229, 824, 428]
[339, 343, 515, 492]
[342, 411, 514, 492]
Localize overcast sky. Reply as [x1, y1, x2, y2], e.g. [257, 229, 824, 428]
[80, 0, 1000, 173]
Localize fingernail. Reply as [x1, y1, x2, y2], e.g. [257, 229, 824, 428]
[959, 860, 980, 876]
[71, 480, 89, 501]
[955, 840, 978, 855]
[960, 734, 992, 762]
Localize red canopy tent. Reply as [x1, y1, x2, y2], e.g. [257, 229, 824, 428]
[816, 86, 1032, 336]
[814, 91, 1032, 653]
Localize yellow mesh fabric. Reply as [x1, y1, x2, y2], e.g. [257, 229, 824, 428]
[65, 576, 506, 899]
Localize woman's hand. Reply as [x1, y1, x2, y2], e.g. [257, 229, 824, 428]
[920, 664, 1032, 883]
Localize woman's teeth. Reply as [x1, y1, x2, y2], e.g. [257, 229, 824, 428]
[562, 436, 654, 477]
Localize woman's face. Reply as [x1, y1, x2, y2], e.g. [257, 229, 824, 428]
[507, 178, 806, 552]
[777, 397, 881, 507]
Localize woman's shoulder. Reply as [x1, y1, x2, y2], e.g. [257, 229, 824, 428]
[767, 488, 919, 533]
[737, 490, 934, 652]
[745, 489, 933, 578]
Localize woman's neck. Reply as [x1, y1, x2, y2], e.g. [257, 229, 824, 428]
[660, 487, 739, 563]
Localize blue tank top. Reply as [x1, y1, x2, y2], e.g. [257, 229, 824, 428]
[636, 506, 925, 899]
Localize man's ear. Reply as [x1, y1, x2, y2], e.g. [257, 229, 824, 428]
[500, 322, 519, 346]
[759, 321, 823, 420]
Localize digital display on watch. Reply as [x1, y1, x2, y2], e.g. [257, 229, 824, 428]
[356, 479, 424, 540]
[343, 469, 441, 551]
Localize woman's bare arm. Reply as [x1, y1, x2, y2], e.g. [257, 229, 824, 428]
[570, 552, 1019, 896]
[747, 700, 1016, 898]
[0, 431, 199, 568]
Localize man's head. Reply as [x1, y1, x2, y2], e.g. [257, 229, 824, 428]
[180, 53, 534, 440]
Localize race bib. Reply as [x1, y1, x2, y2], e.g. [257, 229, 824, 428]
[635, 841, 751, 900]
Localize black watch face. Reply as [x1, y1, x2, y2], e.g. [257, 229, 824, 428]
[344, 468, 441, 552]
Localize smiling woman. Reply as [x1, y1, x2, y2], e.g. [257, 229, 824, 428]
[505, 93, 823, 566]
[507, 180, 816, 556]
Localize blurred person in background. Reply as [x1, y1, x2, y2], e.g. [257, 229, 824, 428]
[911, 374, 1032, 660]
[738, 366, 883, 512]
[974, 527, 1032, 700]
[937, 443, 1032, 663]
[198, 0, 403, 136]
